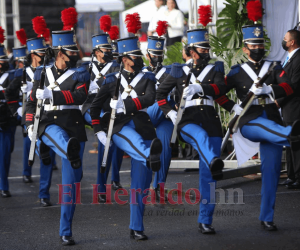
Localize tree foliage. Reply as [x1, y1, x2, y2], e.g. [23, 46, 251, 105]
[209, 0, 271, 74]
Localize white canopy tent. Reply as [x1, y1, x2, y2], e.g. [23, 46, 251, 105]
[75, 0, 125, 13]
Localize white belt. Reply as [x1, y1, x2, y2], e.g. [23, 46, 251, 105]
[90, 89, 99, 94]
[0, 99, 6, 103]
[252, 97, 274, 105]
[44, 104, 80, 111]
[185, 99, 214, 108]
[116, 107, 147, 114]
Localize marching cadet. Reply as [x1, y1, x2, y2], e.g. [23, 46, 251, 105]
[143, 20, 173, 201]
[90, 13, 162, 240]
[0, 27, 17, 198]
[6, 17, 57, 207]
[156, 7, 227, 234]
[26, 7, 90, 244]
[81, 16, 123, 202]
[216, 3, 300, 231]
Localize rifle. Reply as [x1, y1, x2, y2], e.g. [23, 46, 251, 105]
[100, 63, 123, 174]
[170, 61, 193, 146]
[21, 65, 27, 136]
[28, 49, 49, 166]
[228, 61, 278, 134]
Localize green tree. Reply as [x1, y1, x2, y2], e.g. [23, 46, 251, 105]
[209, 0, 271, 74]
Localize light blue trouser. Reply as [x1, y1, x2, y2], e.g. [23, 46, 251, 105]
[112, 120, 153, 231]
[241, 111, 291, 222]
[180, 123, 222, 225]
[40, 124, 85, 236]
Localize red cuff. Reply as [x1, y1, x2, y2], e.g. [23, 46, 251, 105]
[7, 100, 18, 104]
[210, 84, 220, 95]
[279, 82, 293, 96]
[62, 91, 74, 104]
[132, 98, 142, 110]
[157, 99, 167, 106]
[26, 113, 34, 121]
[92, 119, 100, 125]
[215, 96, 229, 105]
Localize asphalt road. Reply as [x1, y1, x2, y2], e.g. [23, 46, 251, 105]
[0, 126, 300, 250]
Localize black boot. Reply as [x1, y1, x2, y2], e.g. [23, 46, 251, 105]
[209, 158, 224, 180]
[130, 229, 148, 240]
[111, 181, 122, 190]
[60, 236, 75, 246]
[1, 190, 11, 198]
[155, 184, 167, 202]
[199, 223, 216, 234]
[40, 198, 52, 207]
[261, 221, 277, 231]
[23, 175, 33, 183]
[98, 194, 106, 203]
[67, 138, 81, 169]
[146, 138, 162, 172]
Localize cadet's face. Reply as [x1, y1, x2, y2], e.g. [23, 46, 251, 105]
[62, 51, 78, 61]
[195, 47, 209, 54]
[246, 44, 265, 50]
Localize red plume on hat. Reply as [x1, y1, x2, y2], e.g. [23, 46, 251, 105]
[198, 5, 212, 28]
[156, 21, 168, 37]
[109, 25, 119, 41]
[246, 0, 262, 23]
[0, 27, 5, 44]
[125, 13, 141, 35]
[16, 28, 27, 46]
[32, 16, 50, 41]
[100, 15, 111, 33]
[61, 7, 78, 30]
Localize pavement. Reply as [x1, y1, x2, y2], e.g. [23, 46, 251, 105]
[1, 126, 300, 250]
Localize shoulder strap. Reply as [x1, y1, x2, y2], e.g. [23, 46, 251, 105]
[241, 63, 257, 81]
[197, 64, 214, 82]
[0, 72, 9, 85]
[26, 67, 34, 81]
[155, 67, 167, 80]
[46, 67, 75, 90]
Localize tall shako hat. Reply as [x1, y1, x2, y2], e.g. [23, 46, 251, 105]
[0, 27, 8, 61]
[117, 13, 143, 57]
[147, 21, 168, 56]
[187, 5, 212, 49]
[242, 0, 264, 45]
[27, 16, 49, 53]
[52, 7, 78, 52]
[13, 28, 27, 60]
[92, 15, 113, 50]
[108, 25, 120, 56]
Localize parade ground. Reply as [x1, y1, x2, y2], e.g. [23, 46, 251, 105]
[1, 127, 300, 250]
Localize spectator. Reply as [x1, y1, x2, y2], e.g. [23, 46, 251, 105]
[164, 0, 184, 46]
[148, 0, 167, 37]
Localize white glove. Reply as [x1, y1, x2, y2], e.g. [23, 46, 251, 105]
[110, 96, 124, 110]
[167, 110, 177, 125]
[183, 84, 203, 97]
[97, 131, 112, 147]
[27, 125, 33, 141]
[250, 83, 272, 96]
[232, 104, 243, 115]
[0, 86, 3, 91]
[36, 87, 53, 100]
[17, 107, 23, 117]
[21, 82, 33, 93]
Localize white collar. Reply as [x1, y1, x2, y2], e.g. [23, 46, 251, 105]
[186, 58, 193, 64]
[288, 47, 300, 60]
